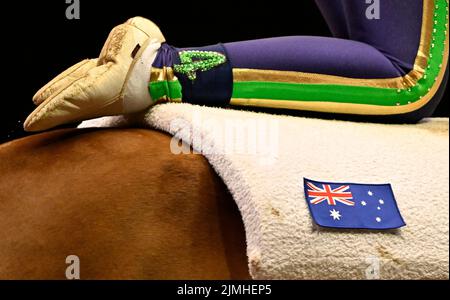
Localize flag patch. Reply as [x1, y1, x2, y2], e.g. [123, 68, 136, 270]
[303, 178, 406, 230]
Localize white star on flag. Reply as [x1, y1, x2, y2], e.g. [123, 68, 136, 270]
[330, 209, 341, 220]
[368, 190, 373, 196]
[379, 199, 384, 204]
[361, 201, 367, 206]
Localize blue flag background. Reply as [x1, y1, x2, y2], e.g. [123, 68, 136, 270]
[303, 178, 406, 230]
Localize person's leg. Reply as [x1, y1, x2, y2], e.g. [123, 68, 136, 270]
[150, 0, 448, 122]
[314, 0, 349, 40]
[316, 0, 424, 74]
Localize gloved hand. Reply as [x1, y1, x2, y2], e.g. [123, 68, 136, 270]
[24, 17, 165, 132]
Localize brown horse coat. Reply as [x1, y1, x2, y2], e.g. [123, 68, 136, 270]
[0, 128, 249, 279]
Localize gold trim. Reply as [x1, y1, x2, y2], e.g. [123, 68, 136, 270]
[150, 67, 177, 82]
[233, 69, 406, 88]
[150, 67, 181, 102]
[230, 27, 449, 116]
[233, 0, 435, 89]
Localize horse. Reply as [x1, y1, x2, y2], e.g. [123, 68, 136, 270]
[0, 128, 250, 279]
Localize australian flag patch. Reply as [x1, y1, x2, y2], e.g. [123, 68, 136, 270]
[303, 178, 406, 230]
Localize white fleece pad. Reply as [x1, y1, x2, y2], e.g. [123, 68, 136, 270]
[79, 103, 449, 279]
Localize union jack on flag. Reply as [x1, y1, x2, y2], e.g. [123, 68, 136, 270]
[306, 182, 355, 206]
[303, 178, 406, 230]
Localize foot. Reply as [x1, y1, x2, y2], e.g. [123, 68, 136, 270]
[24, 17, 165, 132]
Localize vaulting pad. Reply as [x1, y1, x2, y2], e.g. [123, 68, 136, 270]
[79, 103, 449, 279]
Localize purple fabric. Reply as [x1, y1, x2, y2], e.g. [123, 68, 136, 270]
[315, 0, 349, 39]
[223, 36, 403, 78]
[174, 44, 233, 106]
[316, 0, 423, 74]
[152, 43, 178, 68]
[221, 0, 423, 79]
[155, 0, 439, 120]
[173, 1, 423, 79]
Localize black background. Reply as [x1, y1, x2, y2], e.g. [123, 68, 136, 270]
[1, 280, 447, 297]
[0, 0, 448, 144]
[0, 0, 448, 288]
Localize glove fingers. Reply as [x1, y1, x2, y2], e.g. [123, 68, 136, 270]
[33, 59, 98, 105]
[24, 62, 124, 132]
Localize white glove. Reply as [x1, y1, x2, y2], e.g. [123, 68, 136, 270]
[24, 17, 165, 131]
